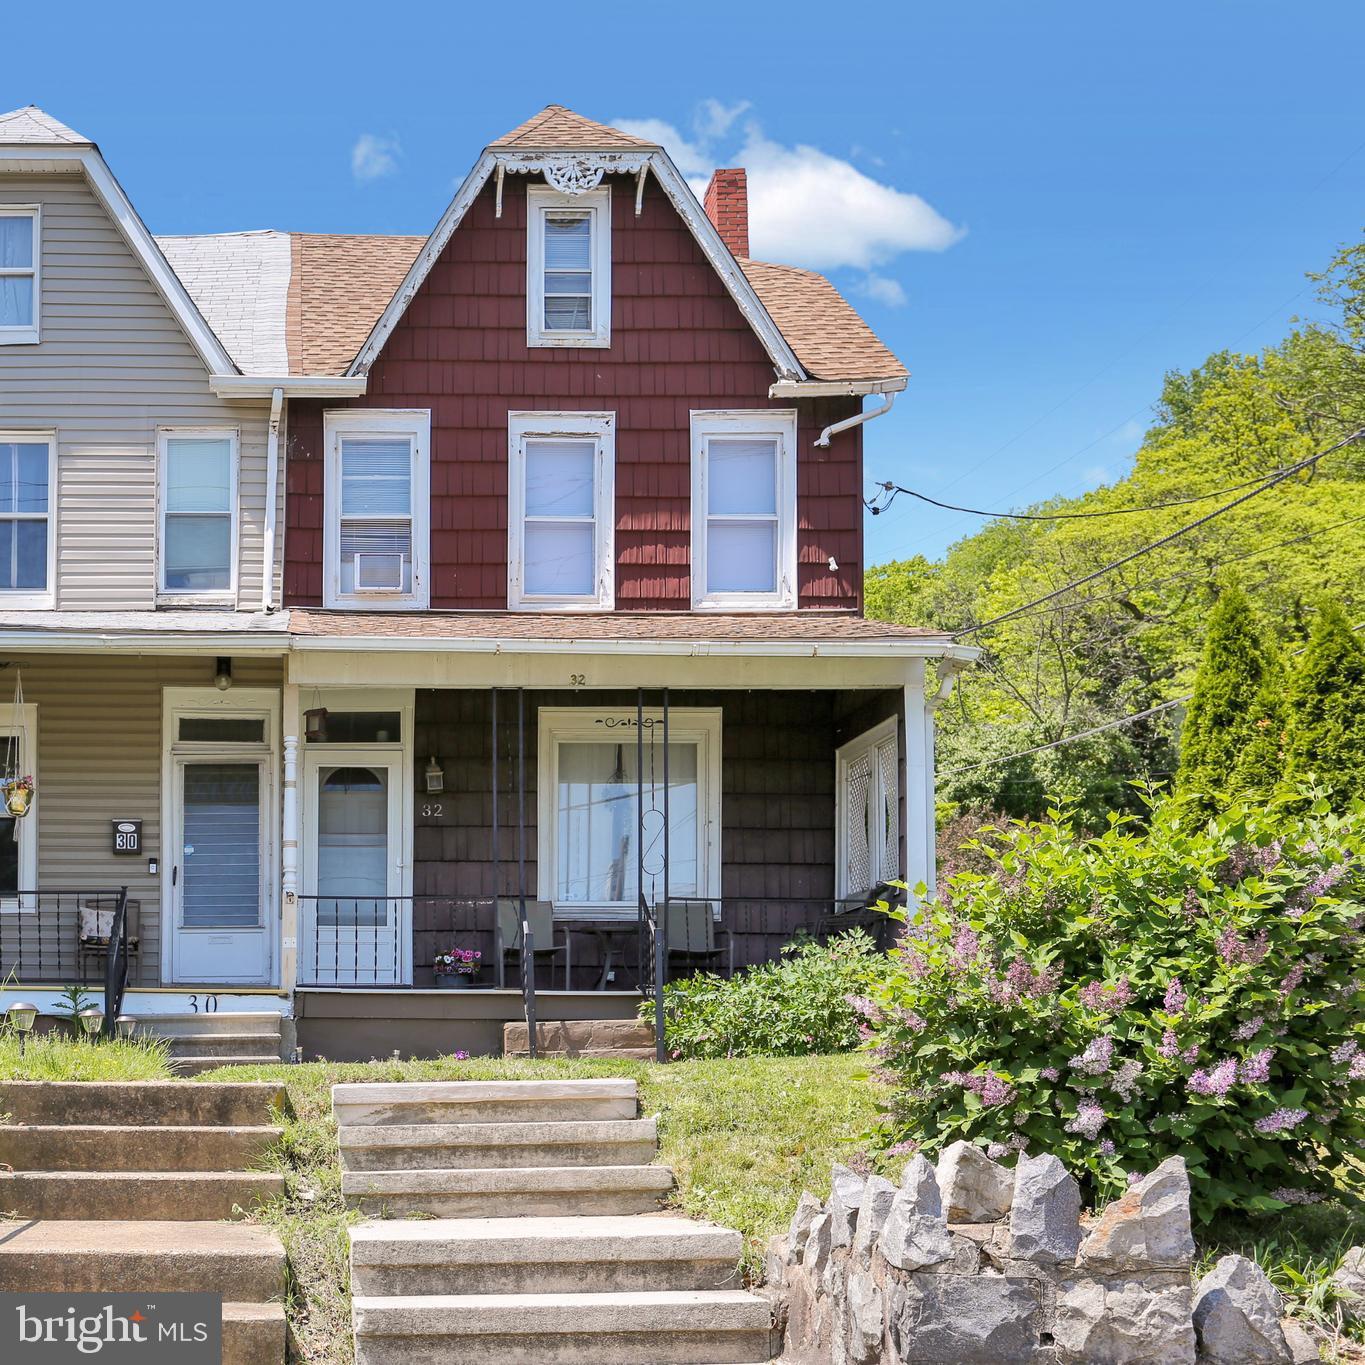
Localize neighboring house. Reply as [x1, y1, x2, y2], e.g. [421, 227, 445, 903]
[0, 104, 975, 1057]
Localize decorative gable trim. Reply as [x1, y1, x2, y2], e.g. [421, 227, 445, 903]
[0, 144, 238, 376]
[346, 148, 806, 383]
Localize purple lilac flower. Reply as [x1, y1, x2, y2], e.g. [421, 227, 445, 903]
[888, 1139, 920, 1157]
[987, 1141, 1010, 1160]
[846, 994, 879, 1020]
[1300, 860, 1352, 904]
[1254, 840, 1284, 873]
[1188, 1058, 1238, 1099]
[1271, 1188, 1324, 1205]
[979, 1074, 1015, 1108]
[950, 923, 981, 967]
[1350, 1055, 1365, 1081]
[1232, 1017, 1264, 1042]
[1040, 1066, 1060, 1082]
[1238, 1048, 1275, 1085]
[1217, 926, 1270, 965]
[1110, 1059, 1144, 1102]
[1069, 1036, 1114, 1076]
[1127, 1169, 1144, 1187]
[1078, 977, 1134, 1012]
[900, 1010, 927, 1033]
[1254, 1107, 1309, 1135]
[1158, 1030, 1182, 1060]
[1163, 978, 1187, 1014]
[1064, 1101, 1107, 1140]
[1181, 887, 1202, 921]
[1098, 1139, 1116, 1156]
[1279, 965, 1305, 996]
[1332, 1040, 1359, 1066]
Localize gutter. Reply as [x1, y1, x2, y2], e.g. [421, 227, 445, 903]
[210, 375, 367, 399]
[769, 376, 907, 400]
[815, 391, 895, 449]
[261, 387, 283, 612]
[0, 630, 290, 655]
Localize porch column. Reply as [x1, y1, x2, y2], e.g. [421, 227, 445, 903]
[280, 682, 300, 992]
[902, 666, 934, 899]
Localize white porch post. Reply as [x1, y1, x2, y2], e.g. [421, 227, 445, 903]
[280, 680, 300, 992]
[902, 663, 934, 898]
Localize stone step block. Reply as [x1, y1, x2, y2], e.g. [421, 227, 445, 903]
[503, 1019, 657, 1056]
[137, 1012, 284, 1038]
[162, 1034, 285, 1058]
[170, 1055, 284, 1075]
[0, 1220, 286, 1300]
[223, 1301, 287, 1365]
[351, 1289, 773, 1365]
[338, 1118, 658, 1171]
[342, 1163, 674, 1218]
[0, 1170, 286, 1220]
[0, 1080, 287, 1127]
[0, 1124, 282, 1172]
[505, 1046, 660, 1061]
[349, 1214, 742, 1296]
[333, 1079, 638, 1128]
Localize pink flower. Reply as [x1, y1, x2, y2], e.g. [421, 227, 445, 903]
[1158, 1030, 1182, 1060]
[888, 1139, 920, 1157]
[1098, 1139, 1116, 1156]
[1349, 1055, 1365, 1081]
[1163, 978, 1187, 1013]
[1217, 926, 1269, 965]
[1255, 1107, 1309, 1135]
[1232, 1017, 1264, 1041]
[1078, 977, 1134, 1012]
[1069, 1036, 1114, 1076]
[1279, 965, 1305, 996]
[1238, 1048, 1275, 1085]
[845, 994, 879, 1020]
[1188, 1058, 1238, 1099]
[1271, 1187, 1324, 1205]
[950, 923, 981, 967]
[1040, 1066, 1060, 1082]
[1064, 1101, 1107, 1140]
[1181, 887, 1202, 921]
[1127, 1169, 1144, 1187]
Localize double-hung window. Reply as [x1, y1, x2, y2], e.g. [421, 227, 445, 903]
[324, 410, 430, 609]
[158, 429, 237, 600]
[690, 410, 797, 610]
[508, 412, 614, 610]
[0, 432, 55, 607]
[836, 718, 900, 898]
[0, 207, 39, 345]
[526, 185, 611, 348]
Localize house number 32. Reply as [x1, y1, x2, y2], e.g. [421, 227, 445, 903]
[569, 673, 586, 686]
[421, 802, 444, 818]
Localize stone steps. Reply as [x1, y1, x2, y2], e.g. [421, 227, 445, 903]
[350, 1289, 773, 1365]
[338, 1118, 659, 1170]
[0, 1169, 287, 1220]
[0, 1080, 287, 1126]
[333, 1078, 639, 1127]
[222, 1301, 287, 1365]
[0, 1123, 283, 1172]
[133, 1012, 285, 1072]
[171, 1054, 285, 1075]
[137, 1012, 284, 1038]
[503, 1019, 658, 1060]
[349, 1215, 744, 1296]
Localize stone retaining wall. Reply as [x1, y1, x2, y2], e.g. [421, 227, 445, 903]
[764, 1143, 1318, 1364]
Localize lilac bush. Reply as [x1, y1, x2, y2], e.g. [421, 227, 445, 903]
[867, 788, 1365, 1222]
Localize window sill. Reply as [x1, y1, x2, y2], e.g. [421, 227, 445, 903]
[0, 328, 40, 347]
[526, 332, 611, 349]
[322, 595, 428, 612]
[0, 593, 54, 611]
[690, 596, 797, 613]
[509, 597, 614, 613]
[156, 594, 237, 610]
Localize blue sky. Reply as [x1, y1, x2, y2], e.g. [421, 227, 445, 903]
[10, 1, 1364, 565]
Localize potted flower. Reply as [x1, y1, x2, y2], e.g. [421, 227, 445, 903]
[433, 945, 482, 989]
[3, 775, 34, 818]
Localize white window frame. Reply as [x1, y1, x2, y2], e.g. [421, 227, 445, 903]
[835, 717, 901, 899]
[323, 409, 431, 611]
[526, 185, 611, 349]
[537, 706, 723, 921]
[156, 427, 239, 605]
[0, 701, 38, 910]
[0, 430, 56, 609]
[690, 409, 798, 611]
[507, 411, 615, 611]
[0, 206, 40, 346]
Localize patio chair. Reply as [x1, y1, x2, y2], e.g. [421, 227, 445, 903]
[78, 899, 142, 984]
[662, 899, 733, 978]
[495, 898, 572, 990]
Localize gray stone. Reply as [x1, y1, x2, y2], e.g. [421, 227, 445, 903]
[1280, 1317, 1325, 1365]
[788, 1190, 823, 1262]
[887, 1272, 1040, 1364]
[936, 1139, 1014, 1223]
[1192, 1254, 1290, 1363]
[1054, 1276, 1197, 1364]
[1078, 1156, 1195, 1273]
[829, 1163, 867, 1249]
[852, 1175, 898, 1266]
[846, 1269, 884, 1365]
[765, 1233, 787, 1286]
[1009, 1151, 1082, 1265]
[901, 1152, 943, 1216]
[804, 1210, 833, 1282]
[878, 1181, 954, 1272]
[1332, 1244, 1365, 1321]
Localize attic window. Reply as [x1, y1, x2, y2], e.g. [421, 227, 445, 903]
[526, 185, 611, 348]
[0, 208, 39, 346]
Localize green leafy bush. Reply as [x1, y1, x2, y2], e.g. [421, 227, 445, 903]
[867, 789, 1365, 1224]
[652, 931, 888, 1060]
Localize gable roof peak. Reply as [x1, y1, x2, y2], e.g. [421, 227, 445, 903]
[489, 104, 654, 152]
[0, 105, 92, 146]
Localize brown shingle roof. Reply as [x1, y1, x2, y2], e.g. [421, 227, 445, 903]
[286, 232, 425, 376]
[289, 609, 945, 644]
[740, 259, 907, 384]
[489, 105, 654, 151]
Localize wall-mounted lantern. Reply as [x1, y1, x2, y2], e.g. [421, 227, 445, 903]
[424, 756, 445, 794]
[214, 657, 233, 691]
[303, 707, 329, 743]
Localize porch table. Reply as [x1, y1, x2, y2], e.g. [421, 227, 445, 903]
[573, 921, 644, 992]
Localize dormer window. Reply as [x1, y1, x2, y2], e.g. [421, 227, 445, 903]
[0, 208, 39, 346]
[526, 185, 611, 348]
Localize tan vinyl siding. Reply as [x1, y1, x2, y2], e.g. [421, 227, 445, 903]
[0, 175, 279, 610]
[15, 654, 282, 984]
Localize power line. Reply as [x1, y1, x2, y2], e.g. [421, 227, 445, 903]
[951, 427, 1365, 639]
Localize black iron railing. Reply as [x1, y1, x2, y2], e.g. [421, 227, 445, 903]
[0, 888, 148, 990]
[102, 888, 130, 1035]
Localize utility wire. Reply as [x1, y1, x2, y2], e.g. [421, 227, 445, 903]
[951, 427, 1365, 640]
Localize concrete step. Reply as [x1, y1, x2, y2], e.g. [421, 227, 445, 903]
[0, 1170, 287, 1220]
[338, 1118, 659, 1171]
[0, 1080, 287, 1127]
[351, 1289, 774, 1365]
[0, 1123, 282, 1172]
[342, 1163, 674, 1218]
[350, 1215, 743, 1297]
[0, 1220, 286, 1300]
[137, 1012, 283, 1038]
[505, 1045, 660, 1061]
[503, 1020, 657, 1057]
[333, 1079, 639, 1128]
[162, 1034, 285, 1058]
[224, 1301, 287, 1365]
[170, 1055, 284, 1075]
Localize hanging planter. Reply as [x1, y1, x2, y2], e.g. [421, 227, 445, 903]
[4, 775, 34, 818]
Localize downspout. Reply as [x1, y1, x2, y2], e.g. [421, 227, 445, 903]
[814, 391, 894, 448]
[261, 386, 284, 612]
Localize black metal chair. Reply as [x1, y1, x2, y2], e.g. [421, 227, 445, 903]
[663, 899, 733, 978]
[495, 898, 572, 990]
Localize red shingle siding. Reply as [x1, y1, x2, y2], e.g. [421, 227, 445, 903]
[283, 174, 863, 611]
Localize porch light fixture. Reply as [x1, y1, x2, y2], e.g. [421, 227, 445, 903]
[214, 657, 233, 691]
[304, 706, 329, 743]
[78, 1006, 105, 1038]
[7, 1001, 38, 1054]
[115, 1014, 138, 1039]
[424, 756, 445, 794]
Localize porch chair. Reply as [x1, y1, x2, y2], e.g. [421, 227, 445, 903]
[77, 899, 142, 984]
[495, 898, 572, 991]
[662, 899, 733, 978]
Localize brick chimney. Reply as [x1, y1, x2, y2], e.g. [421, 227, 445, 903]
[703, 168, 749, 259]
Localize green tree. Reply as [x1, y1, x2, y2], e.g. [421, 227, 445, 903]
[1284, 600, 1365, 803]
[1177, 582, 1282, 808]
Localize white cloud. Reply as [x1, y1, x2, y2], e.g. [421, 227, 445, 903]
[695, 98, 750, 140]
[352, 133, 400, 183]
[1080, 465, 1111, 489]
[854, 274, 908, 308]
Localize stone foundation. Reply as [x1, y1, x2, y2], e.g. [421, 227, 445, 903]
[765, 1143, 1317, 1364]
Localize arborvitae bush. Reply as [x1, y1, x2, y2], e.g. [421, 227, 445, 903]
[1285, 600, 1365, 806]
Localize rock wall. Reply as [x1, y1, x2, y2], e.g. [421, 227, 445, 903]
[765, 1143, 1316, 1364]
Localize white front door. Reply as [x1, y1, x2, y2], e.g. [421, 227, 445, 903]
[302, 752, 406, 985]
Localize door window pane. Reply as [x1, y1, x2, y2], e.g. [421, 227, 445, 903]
[178, 717, 266, 743]
[317, 767, 388, 925]
[182, 764, 261, 928]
